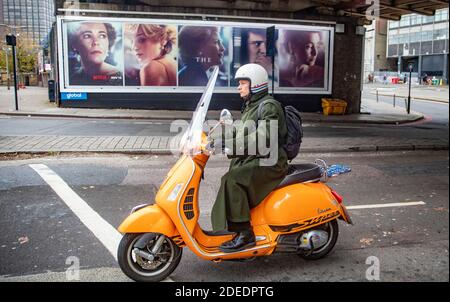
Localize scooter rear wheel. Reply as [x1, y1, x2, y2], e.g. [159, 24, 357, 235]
[118, 233, 182, 282]
[298, 219, 339, 260]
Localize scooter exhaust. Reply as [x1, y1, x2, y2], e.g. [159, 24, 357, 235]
[274, 229, 329, 253]
[298, 230, 329, 251]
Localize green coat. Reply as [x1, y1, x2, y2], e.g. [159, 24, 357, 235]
[211, 91, 289, 231]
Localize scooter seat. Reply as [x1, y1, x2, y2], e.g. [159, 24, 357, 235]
[275, 164, 323, 189]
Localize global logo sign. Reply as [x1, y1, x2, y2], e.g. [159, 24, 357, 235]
[61, 92, 88, 101]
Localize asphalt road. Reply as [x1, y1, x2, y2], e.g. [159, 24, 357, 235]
[0, 150, 448, 282]
[0, 114, 448, 146]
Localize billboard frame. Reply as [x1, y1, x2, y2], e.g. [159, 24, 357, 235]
[56, 15, 334, 95]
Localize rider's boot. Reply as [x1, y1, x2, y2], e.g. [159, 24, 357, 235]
[219, 229, 256, 253]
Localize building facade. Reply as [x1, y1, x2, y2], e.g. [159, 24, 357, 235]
[364, 19, 396, 83]
[387, 8, 449, 84]
[0, 0, 55, 47]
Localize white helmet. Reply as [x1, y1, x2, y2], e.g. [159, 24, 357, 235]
[235, 63, 268, 94]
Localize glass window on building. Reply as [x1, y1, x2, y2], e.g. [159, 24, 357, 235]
[434, 29, 448, 40]
[422, 55, 445, 76]
[433, 39, 446, 54]
[410, 32, 421, 43]
[434, 10, 445, 22]
[421, 31, 433, 42]
[421, 41, 433, 55]
[443, 9, 449, 21]
[388, 44, 398, 57]
[423, 15, 435, 24]
[389, 21, 399, 29]
[410, 15, 422, 26]
[400, 15, 411, 27]
[399, 34, 409, 44]
[389, 35, 398, 45]
[410, 42, 420, 56]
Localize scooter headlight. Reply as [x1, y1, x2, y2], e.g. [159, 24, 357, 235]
[168, 183, 184, 201]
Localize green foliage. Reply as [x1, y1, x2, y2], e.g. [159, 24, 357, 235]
[0, 49, 13, 73]
[0, 33, 40, 74]
[17, 35, 39, 73]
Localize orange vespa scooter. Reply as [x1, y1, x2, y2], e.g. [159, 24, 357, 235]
[117, 67, 353, 282]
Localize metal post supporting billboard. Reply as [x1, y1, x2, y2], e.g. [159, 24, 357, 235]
[266, 26, 276, 97]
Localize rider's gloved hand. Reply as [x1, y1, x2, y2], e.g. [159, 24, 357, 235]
[206, 140, 215, 151]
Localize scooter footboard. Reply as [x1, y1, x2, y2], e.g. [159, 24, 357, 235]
[118, 204, 179, 237]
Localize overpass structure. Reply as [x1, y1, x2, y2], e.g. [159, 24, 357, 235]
[51, 0, 447, 113]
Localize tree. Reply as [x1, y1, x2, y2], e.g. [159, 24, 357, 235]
[0, 48, 13, 73]
[16, 33, 39, 73]
[0, 29, 41, 75]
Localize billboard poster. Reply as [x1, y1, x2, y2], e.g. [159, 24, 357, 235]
[231, 27, 278, 87]
[66, 21, 124, 86]
[123, 23, 178, 86]
[278, 29, 329, 88]
[177, 25, 231, 87]
[59, 16, 333, 94]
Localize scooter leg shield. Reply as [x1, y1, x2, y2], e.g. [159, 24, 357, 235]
[118, 204, 178, 237]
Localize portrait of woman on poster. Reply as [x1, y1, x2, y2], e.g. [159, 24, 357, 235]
[125, 24, 177, 86]
[67, 22, 123, 86]
[279, 30, 326, 88]
[178, 26, 227, 86]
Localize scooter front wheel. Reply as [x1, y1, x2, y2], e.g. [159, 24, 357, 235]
[118, 233, 182, 282]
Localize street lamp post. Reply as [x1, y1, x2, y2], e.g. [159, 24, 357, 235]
[6, 34, 18, 110]
[407, 62, 414, 115]
[2, 24, 26, 110]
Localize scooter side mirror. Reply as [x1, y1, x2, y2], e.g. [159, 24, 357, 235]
[219, 109, 233, 125]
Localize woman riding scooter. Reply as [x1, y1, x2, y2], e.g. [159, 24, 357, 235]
[211, 63, 289, 253]
[117, 65, 352, 282]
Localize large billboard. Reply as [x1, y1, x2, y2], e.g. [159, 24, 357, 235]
[57, 16, 334, 94]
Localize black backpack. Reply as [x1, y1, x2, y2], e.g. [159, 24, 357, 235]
[257, 99, 303, 161]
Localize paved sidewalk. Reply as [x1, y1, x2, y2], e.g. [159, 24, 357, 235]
[365, 83, 449, 103]
[1, 86, 446, 155]
[0, 133, 447, 155]
[0, 86, 424, 123]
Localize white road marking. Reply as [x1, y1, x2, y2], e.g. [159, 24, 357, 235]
[347, 201, 426, 210]
[29, 164, 122, 260]
[25, 164, 427, 282]
[28, 163, 174, 282]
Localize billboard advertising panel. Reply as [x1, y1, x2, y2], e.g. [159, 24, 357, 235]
[66, 21, 124, 86]
[57, 16, 334, 94]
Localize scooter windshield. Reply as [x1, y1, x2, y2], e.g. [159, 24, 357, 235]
[179, 66, 219, 156]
